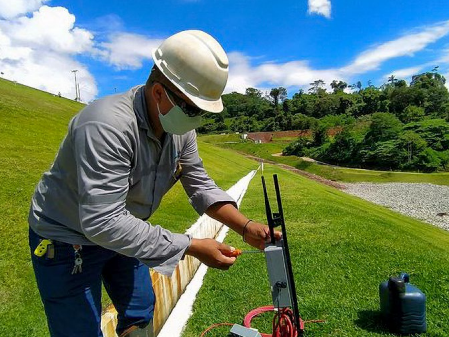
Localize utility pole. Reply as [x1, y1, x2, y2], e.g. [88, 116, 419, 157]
[72, 70, 79, 101]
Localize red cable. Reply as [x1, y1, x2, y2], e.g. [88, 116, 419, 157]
[200, 322, 234, 337]
[200, 307, 324, 337]
[272, 308, 296, 337]
[243, 305, 304, 337]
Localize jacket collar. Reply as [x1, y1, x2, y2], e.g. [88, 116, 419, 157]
[133, 85, 158, 140]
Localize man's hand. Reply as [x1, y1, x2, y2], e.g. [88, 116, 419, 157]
[185, 238, 236, 270]
[243, 221, 282, 250]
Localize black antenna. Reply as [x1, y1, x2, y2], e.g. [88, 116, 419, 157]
[262, 175, 276, 245]
[273, 174, 301, 334]
[262, 174, 303, 335]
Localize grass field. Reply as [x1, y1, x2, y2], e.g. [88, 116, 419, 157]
[183, 164, 449, 336]
[2, 79, 449, 337]
[0, 78, 258, 336]
[201, 134, 449, 186]
[0, 79, 85, 336]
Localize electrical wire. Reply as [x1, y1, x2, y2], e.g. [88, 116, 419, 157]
[199, 306, 325, 337]
[199, 322, 234, 337]
[244, 305, 300, 337]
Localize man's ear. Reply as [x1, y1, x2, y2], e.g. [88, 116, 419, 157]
[151, 82, 164, 104]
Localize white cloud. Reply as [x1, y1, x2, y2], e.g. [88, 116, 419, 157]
[342, 21, 449, 74]
[0, 0, 48, 19]
[225, 52, 343, 94]
[98, 33, 163, 70]
[0, 6, 94, 54]
[385, 66, 425, 81]
[436, 48, 449, 64]
[226, 52, 258, 93]
[308, 0, 331, 19]
[1, 49, 97, 100]
[0, 5, 98, 101]
[225, 21, 449, 95]
[1, 2, 448, 103]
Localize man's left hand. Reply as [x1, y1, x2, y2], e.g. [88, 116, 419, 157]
[243, 221, 282, 250]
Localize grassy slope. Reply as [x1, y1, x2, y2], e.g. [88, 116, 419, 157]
[183, 164, 449, 337]
[0, 79, 85, 336]
[2, 79, 448, 336]
[0, 78, 258, 336]
[200, 134, 449, 186]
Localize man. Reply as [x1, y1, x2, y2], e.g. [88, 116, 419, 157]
[29, 30, 280, 337]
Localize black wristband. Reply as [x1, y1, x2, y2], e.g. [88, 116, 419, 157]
[242, 219, 252, 243]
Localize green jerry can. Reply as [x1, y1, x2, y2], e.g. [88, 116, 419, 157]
[379, 273, 426, 334]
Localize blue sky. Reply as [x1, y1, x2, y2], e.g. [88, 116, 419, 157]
[1, 0, 449, 102]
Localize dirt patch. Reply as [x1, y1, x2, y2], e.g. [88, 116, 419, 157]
[244, 154, 346, 190]
[247, 130, 310, 143]
[246, 128, 342, 144]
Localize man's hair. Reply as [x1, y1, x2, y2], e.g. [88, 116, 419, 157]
[146, 66, 165, 87]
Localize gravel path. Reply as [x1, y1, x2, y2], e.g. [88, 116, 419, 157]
[343, 183, 449, 231]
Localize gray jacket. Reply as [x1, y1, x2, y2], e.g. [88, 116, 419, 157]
[29, 85, 235, 275]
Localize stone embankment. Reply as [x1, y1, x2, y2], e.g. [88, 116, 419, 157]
[244, 153, 449, 231]
[343, 182, 449, 231]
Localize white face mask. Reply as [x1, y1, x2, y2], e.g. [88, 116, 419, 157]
[157, 89, 202, 135]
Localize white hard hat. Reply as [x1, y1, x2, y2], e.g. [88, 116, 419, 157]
[152, 30, 229, 113]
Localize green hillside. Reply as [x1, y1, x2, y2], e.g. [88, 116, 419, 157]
[200, 133, 449, 186]
[183, 165, 449, 336]
[0, 78, 257, 335]
[1, 78, 448, 336]
[0, 79, 85, 336]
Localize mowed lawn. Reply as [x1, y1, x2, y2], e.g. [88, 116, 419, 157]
[2, 79, 449, 337]
[0, 79, 85, 336]
[0, 78, 257, 336]
[183, 164, 449, 337]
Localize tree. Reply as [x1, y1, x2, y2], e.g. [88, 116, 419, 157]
[291, 114, 318, 130]
[361, 140, 405, 170]
[398, 131, 428, 166]
[389, 86, 425, 121]
[414, 147, 441, 172]
[312, 123, 328, 146]
[322, 127, 362, 165]
[312, 94, 340, 118]
[410, 72, 449, 117]
[309, 80, 326, 94]
[222, 92, 247, 117]
[364, 112, 403, 145]
[283, 137, 311, 156]
[402, 105, 425, 123]
[269, 87, 287, 111]
[230, 116, 259, 133]
[410, 72, 446, 89]
[388, 75, 397, 85]
[261, 117, 281, 131]
[330, 80, 348, 93]
[403, 119, 449, 151]
[245, 87, 263, 99]
[359, 86, 382, 116]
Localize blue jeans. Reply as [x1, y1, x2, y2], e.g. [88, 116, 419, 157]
[29, 228, 155, 337]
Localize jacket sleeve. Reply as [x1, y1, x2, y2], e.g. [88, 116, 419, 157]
[179, 131, 237, 215]
[73, 121, 190, 276]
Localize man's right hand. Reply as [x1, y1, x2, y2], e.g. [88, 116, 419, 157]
[185, 238, 236, 270]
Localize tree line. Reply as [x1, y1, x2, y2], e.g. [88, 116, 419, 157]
[198, 70, 449, 172]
